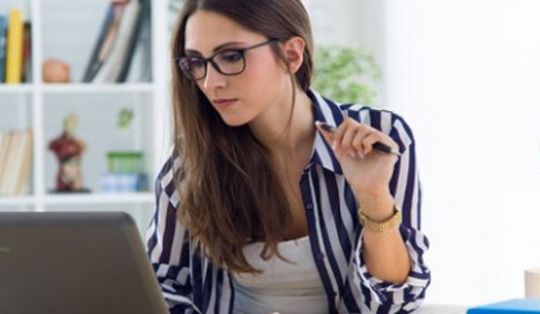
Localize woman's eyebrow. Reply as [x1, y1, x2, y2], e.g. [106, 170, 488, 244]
[185, 41, 246, 55]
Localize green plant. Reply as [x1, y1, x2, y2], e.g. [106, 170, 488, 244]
[313, 45, 381, 105]
[117, 108, 133, 130]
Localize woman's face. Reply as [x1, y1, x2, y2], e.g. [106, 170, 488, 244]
[184, 10, 291, 126]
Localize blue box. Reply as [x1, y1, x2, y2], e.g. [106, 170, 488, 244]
[468, 299, 540, 313]
[101, 173, 148, 193]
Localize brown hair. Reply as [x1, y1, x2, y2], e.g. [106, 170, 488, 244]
[170, 0, 314, 273]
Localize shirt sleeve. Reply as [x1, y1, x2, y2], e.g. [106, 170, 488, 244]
[145, 156, 202, 314]
[352, 111, 431, 313]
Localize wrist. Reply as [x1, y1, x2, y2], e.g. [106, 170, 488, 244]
[355, 188, 394, 221]
[358, 205, 401, 233]
[355, 186, 390, 200]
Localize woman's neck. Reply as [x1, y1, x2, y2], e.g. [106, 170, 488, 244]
[248, 87, 315, 158]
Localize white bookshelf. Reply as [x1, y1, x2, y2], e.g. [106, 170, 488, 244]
[41, 83, 156, 94]
[0, 84, 33, 93]
[0, 0, 172, 235]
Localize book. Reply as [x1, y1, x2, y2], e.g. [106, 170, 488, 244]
[0, 130, 33, 196]
[7, 130, 24, 195]
[81, 4, 115, 82]
[5, 8, 23, 84]
[21, 22, 32, 83]
[84, 2, 127, 82]
[126, 1, 152, 83]
[14, 129, 33, 195]
[0, 15, 7, 83]
[0, 132, 13, 194]
[0, 132, 9, 188]
[467, 299, 540, 313]
[0, 131, 20, 195]
[116, 0, 150, 83]
[93, 0, 142, 83]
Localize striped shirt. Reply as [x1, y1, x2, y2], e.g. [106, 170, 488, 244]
[145, 89, 431, 314]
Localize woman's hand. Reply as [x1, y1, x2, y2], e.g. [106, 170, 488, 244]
[315, 118, 399, 204]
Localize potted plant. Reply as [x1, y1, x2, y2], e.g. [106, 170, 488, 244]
[313, 45, 381, 105]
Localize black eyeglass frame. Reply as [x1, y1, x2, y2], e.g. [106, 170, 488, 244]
[176, 38, 281, 81]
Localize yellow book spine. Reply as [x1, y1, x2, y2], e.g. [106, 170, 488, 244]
[6, 8, 23, 84]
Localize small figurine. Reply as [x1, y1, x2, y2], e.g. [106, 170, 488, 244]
[42, 58, 71, 83]
[48, 113, 89, 193]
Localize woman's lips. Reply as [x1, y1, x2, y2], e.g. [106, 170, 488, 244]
[212, 99, 238, 109]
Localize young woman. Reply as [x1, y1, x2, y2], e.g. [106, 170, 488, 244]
[146, 0, 430, 313]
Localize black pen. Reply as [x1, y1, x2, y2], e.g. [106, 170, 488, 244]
[318, 122, 401, 157]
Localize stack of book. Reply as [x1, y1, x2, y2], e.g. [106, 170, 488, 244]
[82, 0, 152, 83]
[0, 129, 33, 196]
[0, 8, 32, 84]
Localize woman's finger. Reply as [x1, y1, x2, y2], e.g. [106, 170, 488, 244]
[362, 132, 380, 155]
[363, 132, 398, 156]
[331, 120, 349, 150]
[340, 124, 357, 155]
[352, 128, 372, 157]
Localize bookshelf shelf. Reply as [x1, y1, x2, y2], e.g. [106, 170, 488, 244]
[0, 0, 171, 234]
[0, 196, 35, 206]
[43, 192, 154, 205]
[0, 84, 33, 94]
[0, 84, 155, 94]
[41, 83, 155, 94]
[0, 193, 155, 206]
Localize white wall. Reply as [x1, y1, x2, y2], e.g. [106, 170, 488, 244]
[384, 0, 540, 305]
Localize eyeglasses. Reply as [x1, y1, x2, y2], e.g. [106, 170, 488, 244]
[176, 38, 280, 81]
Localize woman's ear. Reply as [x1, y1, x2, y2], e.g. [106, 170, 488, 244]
[280, 36, 306, 74]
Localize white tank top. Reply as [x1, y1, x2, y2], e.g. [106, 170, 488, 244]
[231, 236, 328, 314]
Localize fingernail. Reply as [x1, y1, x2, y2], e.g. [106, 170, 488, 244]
[332, 142, 337, 150]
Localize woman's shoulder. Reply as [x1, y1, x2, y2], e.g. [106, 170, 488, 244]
[324, 96, 416, 150]
[312, 90, 412, 136]
[155, 147, 182, 191]
[341, 104, 411, 136]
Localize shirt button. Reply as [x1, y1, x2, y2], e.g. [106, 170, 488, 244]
[306, 203, 313, 209]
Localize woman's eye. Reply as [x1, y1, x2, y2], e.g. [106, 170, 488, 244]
[189, 59, 205, 68]
[219, 52, 243, 63]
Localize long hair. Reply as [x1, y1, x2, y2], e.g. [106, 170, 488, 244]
[171, 0, 314, 273]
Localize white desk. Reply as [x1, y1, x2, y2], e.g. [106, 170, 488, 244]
[415, 305, 468, 314]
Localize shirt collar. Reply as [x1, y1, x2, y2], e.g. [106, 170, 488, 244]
[307, 89, 345, 175]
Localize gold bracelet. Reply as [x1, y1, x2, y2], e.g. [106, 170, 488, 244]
[358, 205, 402, 233]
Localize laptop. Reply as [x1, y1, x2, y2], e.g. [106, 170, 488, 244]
[0, 211, 169, 314]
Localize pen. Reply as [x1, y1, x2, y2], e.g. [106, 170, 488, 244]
[318, 122, 401, 157]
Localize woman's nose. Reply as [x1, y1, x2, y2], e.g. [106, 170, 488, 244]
[202, 63, 226, 91]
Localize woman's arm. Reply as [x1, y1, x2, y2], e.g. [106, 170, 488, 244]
[353, 112, 430, 313]
[318, 108, 430, 313]
[146, 156, 201, 314]
[355, 188, 411, 284]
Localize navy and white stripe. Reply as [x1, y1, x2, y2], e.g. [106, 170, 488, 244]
[146, 89, 431, 313]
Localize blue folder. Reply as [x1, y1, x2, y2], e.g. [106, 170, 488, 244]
[0, 15, 7, 82]
[468, 299, 540, 313]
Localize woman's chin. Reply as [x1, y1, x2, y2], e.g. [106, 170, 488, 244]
[220, 115, 250, 127]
